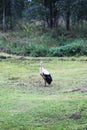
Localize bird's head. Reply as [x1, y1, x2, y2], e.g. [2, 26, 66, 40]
[40, 61, 43, 67]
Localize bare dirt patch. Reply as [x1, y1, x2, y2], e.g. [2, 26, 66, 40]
[69, 113, 82, 120]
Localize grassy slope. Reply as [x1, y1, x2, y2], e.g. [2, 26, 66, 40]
[0, 54, 87, 130]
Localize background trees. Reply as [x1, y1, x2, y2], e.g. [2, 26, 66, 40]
[0, 0, 87, 57]
[0, 0, 25, 31]
[0, 0, 87, 32]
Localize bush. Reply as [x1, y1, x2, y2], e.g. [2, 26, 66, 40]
[25, 44, 48, 57]
[49, 39, 87, 57]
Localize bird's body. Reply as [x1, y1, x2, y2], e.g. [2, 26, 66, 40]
[40, 61, 52, 86]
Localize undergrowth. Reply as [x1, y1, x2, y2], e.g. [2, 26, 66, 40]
[0, 25, 87, 57]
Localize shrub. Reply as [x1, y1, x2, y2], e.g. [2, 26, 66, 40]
[25, 44, 48, 57]
[49, 39, 87, 57]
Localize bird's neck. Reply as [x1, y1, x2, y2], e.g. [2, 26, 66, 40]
[40, 64, 44, 72]
[41, 65, 43, 69]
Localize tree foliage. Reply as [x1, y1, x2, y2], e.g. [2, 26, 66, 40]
[0, 0, 87, 31]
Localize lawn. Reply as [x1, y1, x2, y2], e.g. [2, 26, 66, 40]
[0, 53, 87, 130]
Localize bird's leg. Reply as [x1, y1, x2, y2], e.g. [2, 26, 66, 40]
[44, 80, 46, 87]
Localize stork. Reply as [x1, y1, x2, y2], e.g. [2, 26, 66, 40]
[39, 61, 52, 86]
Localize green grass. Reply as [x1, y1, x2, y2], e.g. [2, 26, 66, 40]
[0, 54, 87, 130]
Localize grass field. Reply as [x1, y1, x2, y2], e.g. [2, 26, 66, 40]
[0, 53, 87, 130]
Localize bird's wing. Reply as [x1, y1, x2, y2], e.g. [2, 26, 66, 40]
[43, 68, 49, 75]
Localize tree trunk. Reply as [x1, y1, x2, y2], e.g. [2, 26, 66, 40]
[49, 1, 53, 28]
[66, 10, 70, 30]
[10, 0, 15, 30]
[43, 0, 49, 28]
[2, 0, 6, 32]
[66, 0, 70, 31]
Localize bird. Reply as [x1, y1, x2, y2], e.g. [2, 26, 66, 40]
[39, 61, 52, 86]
